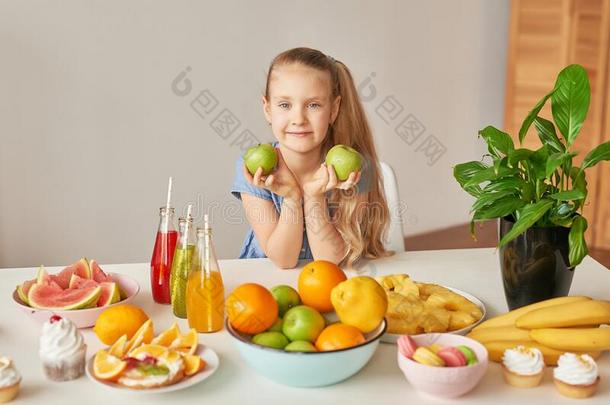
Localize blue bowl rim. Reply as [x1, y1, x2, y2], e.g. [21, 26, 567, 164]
[226, 318, 387, 355]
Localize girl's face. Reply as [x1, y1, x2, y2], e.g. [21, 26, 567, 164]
[263, 63, 340, 155]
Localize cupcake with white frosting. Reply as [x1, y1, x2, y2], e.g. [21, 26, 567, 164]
[0, 357, 21, 403]
[553, 353, 599, 399]
[39, 315, 87, 381]
[502, 345, 545, 388]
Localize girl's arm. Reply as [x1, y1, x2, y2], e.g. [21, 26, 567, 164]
[301, 164, 361, 264]
[240, 192, 304, 269]
[303, 194, 346, 264]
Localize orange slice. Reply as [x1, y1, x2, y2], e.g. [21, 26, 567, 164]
[125, 319, 153, 354]
[170, 328, 198, 355]
[151, 323, 181, 347]
[183, 354, 206, 376]
[129, 344, 169, 359]
[108, 334, 128, 358]
[93, 350, 127, 381]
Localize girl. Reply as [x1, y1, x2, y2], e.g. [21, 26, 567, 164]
[231, 47, 392, 268]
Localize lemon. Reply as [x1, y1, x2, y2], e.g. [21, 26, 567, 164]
[331, 276, 388, 333]
[93, 304, 150, 345]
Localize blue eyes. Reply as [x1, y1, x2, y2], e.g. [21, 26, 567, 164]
[278, 103, 321, 109]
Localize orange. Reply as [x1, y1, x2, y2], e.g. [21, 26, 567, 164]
[298, 260, 347, 313]
[226, 283, 278, 335]
[183, 354, 206, 376]
[169, 328, 198, 355]
[129, 344, 169, 359]
[124, 319, 154, 354]
[93, 304, 150, 345]
[93, 350, 127, 381]
[315, 323, 365, 351]
[108, 334, 128, 358]
[151, 323, 181, 347]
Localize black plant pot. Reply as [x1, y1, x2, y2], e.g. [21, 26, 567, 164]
[499, 216, 575, 310]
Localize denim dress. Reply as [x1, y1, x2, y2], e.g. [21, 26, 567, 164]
[230, 145, 369, 260]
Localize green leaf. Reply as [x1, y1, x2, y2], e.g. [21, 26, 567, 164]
[534, 117, 565, 153]
[549, 202, 576, 227]
[530, 146, 550, 180]
[453, 161, 487, 197]
[519, 90, 554, 144]
[473, 196, 525, 221]
[568, 216, 588, 266]
[464, 165, 515, 188]
[569, 166, 588, 206]
[471, 189, 518, 211]
[498, 199, 555, 247]
[479, 126, 515, 158]
[508, 148, 534, 167]
[545, 152, 565, 179]
[483, 177, 525, 193]
[551, 64, 591, 146]
[549, 189, 586, 201]
[581, 140, 610, 170]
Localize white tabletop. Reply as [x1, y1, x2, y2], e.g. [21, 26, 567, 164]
[1, 248, 609, 404]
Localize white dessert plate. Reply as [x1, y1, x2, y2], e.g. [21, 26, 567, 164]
[380, 285, 486, 344]
[85, 344, 219, 394]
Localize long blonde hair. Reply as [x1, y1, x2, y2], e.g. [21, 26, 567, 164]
[265, 47, 394, 267]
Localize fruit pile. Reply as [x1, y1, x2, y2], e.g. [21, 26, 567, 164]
[16, 258, 123, 310]
[93, 320, 204, 387]
[467, 296, 610, 365]
[226, 260, 387, 352]
[398, 335, 478, 367]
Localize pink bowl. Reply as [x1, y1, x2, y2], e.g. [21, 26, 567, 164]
[12, 272, 140, 328]
[397, 333, 488, 398]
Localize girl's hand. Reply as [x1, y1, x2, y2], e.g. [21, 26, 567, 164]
[243, 148, 302, 201]
[302, 164, 361, 198]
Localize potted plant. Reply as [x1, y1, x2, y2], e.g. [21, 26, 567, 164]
[454, 64, 610, 309]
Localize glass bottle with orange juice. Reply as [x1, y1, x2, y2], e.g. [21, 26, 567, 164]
[186, 214, 225, 332]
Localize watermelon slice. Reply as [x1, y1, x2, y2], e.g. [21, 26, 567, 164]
[68, 274, 99, 290]
[53, 258, 91, 289]
[96, 282, 121, 307]
[17, 278, 37, 305]
[89, 259, 112, 283]
[28, 284, 101, 310]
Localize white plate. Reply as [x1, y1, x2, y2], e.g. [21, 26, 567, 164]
[85, 344, 219, 394]
[380, 285, 486, 344]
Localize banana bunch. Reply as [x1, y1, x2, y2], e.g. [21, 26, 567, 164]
[467, 296, 610, 365]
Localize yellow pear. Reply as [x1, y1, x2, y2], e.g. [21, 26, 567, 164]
[331, 276, 388, 333]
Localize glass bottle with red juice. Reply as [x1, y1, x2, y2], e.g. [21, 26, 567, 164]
[150, 206, 178, 304]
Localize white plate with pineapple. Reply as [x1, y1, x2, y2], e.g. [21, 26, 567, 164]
[375, 274, 487, 343]
[86, 321, 219, 393]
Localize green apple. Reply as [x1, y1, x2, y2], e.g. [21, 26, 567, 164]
[267, 317, 284, 333]
[252, 331, 290, 349]
[325, 144, 363, 181]
[284, 340, 317, 352]
[270, 285, 301, 317]
[282, 305, 325, 342]
[244, 144, 278, 176]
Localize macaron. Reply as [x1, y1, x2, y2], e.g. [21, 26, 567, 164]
[397, 335, 418, 359]
[428, 343, 443, 353]
[456, 345, 478, 366]
[413, 346, 445, 367]
[437, 346, 467, 367]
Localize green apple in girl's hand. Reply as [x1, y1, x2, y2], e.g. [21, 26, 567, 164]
[325, 145, 363, 181]
[244, 144, 278, 176]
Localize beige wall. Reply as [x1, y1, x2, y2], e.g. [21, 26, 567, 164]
[0, 0, 509, 267]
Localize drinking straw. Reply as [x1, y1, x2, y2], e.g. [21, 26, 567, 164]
[166, 177, 173, 212]
[204, 214, 210, 276]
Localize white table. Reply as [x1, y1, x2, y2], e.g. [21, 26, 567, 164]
[1, 248, 609, 404]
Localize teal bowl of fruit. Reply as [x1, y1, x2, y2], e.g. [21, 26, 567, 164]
[226, 318, 387, 387]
